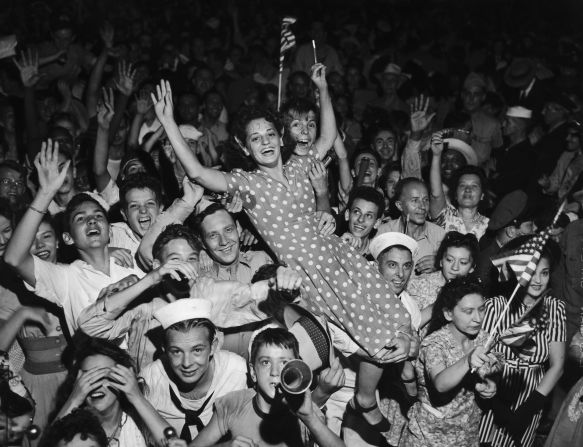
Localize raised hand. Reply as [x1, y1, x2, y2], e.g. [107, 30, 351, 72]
[57, 79, 72, 101]
[310, 63, 328, 91]
[115, 60, 136, 96]
[13, 49, 41, 88]
[97, 88, 115, 129]
[181, 177, 204, 206]
[430, 132, 444, 156]
[316, 357, 346, 396]
[150, 80, 175, 123]
[223, 191, 243, 214]
[34, 139, 70, 194]
[135, 89, 152, 115]
[410, 95, 436, 136]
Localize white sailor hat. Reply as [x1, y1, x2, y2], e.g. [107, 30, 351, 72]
[369, 232, 418, 260]
[153, 298, 212, 329]
[506, 106, 532, 119]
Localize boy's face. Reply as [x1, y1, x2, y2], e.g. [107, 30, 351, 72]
[121, 187, 162, 237]
[200, 209, 240, 266]
[346, 198, 380, 239]
[64, 201, 109, 250]
[250, 344, 296, 400]
[154, 238, 200, 274]
[165, 326, 217, 387]
[289, 110, 317, 156]
[57, 433, 101, 447]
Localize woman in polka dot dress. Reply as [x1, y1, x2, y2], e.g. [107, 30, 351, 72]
[151, 67, 412, 429]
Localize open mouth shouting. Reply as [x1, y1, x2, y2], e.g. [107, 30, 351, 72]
[33, 249, 52, 260]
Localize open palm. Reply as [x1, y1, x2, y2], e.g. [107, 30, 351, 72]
[34, 140, 70, 194]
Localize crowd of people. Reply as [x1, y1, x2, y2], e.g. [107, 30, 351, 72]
[1, 0, 583, 446]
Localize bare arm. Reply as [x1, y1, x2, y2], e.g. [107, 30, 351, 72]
[312, 64, 337, 159]
[0, 308, 50, 350]
[536, 341, 565, 396]
[429, 132, 446, 219]
[430, 346, 493, 393]
[93, 89, 114, 193]
[189, 413, 224, 447]
[4, 141, 69, 286]
[151, 80, 228, 192]
[128, 90, 153, 150]
[86, 23, 115, 118]
[333, 135, 352, 193]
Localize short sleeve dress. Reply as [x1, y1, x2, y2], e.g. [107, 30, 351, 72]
[223, 151, 410, 355]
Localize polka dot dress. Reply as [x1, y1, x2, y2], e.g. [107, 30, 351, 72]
[224, 153, 410, 356]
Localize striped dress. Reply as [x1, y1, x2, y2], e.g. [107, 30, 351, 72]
[478, 294, 567, 447]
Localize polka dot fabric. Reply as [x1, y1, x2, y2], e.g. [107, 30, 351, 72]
[223, 151, 410, 356]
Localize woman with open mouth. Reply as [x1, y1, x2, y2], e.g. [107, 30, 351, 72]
[151, 65, 413, 431]
[53, 337, 171, 447]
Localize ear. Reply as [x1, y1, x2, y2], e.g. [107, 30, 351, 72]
[249, 363, 257, 383]
[395, 200, 403, 212]
[152, 259, 161, 270]
[344, 209, 349, 221]
[374, 218, 381, 229]
[443, 308, 453, 323]
[62, 232, 75, 246]
[506, 226, 517, 239]
[210, 335, 219, 357]
[120, 208, 127, 222]
[234, 136, 249, 156]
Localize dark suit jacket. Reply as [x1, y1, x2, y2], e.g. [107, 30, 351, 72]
[492, 139, 536, 197]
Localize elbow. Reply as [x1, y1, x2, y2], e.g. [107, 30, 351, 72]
[4, 249, 21, 269]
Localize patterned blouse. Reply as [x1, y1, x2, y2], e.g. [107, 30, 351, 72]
[434, 203, 489, 241]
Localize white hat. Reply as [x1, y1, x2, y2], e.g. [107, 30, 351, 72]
[444, 138, 479, 166]
[369, 232, 418, 260]
[154, 298, 212, 329]
[506, 106, 532, 119]
[178, 124, 203, 141]
[381, 63, 411, 79]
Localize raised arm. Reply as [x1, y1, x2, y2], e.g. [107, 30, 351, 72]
[0, 307, 51, 351]
[333, 134, 352, 193]
[429, 132, 446, 218]
[151, 80, 228, 192]
[14, 50, 43, 160]
[108, 60, 134, 144]
[312, 64, 337, 159]
[402, 95, 436, 180]
[137, 179, 202, 270]
[93, 88, 115, 193]
[86, 23, 114, 118]
[4, 140, 70, 286]
[128, 90, 153, 150]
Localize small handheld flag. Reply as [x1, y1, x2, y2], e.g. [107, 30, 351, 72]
[278, 16, 297, 110]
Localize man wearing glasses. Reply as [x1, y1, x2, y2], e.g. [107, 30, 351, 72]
[0, 161, 27, 209]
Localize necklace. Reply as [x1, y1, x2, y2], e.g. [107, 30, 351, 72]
[106, 413, 127, 447]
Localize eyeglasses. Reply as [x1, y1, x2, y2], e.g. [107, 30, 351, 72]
[0, 178, 25, 189]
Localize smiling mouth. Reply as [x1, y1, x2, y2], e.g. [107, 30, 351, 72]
[89, 391, 105, 400]
[181, 370, 198, 377]
[261, 148, 275, 156]
[138, 216, 151, 226]
[35, 250, 51, 260]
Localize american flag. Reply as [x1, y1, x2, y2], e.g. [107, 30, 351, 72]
[491, 227, 552, 288]
[279, 16, 297, 68]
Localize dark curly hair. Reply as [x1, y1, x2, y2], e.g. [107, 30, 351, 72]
[230, 106, 293, 170]
[39, 408, 107, 447]
[426, 276, 484, 336]
[435, 231, 480, 271]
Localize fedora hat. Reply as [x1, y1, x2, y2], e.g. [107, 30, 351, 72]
[281, 304, 333, 373]
[504, 58, 536, 89]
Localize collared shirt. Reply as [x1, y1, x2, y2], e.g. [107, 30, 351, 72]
[521, 77, 536, 99]
[399, 290, 422, 331]
[140, 352, 247, 440]
[78, 277, 270, 371]
[377, 217, 446, 263]
[110, 222, 142, 260]
[206, 251, 273, 284]
[26, 256, 145, 334]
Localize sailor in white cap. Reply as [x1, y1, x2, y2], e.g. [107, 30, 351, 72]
[493, 105, 536, 197]
[138, 298, 246, 443]
[370, 232, 424, 331]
